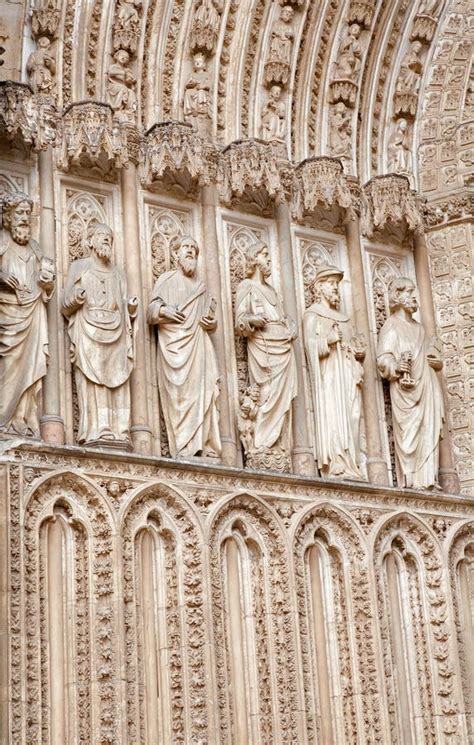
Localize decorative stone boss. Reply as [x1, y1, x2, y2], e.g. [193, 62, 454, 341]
[0, 192, 55, 437]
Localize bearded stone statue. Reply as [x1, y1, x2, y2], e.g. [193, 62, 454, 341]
[0, 192, 55, 437]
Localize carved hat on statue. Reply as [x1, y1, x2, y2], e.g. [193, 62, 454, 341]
[314, 264, 344, 283]
[1, 191, 33, 230]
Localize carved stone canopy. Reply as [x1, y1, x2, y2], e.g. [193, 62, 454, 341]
[58, 101, 130, 176]
[30, 4, 60, 40]
[291, 156, 355, 224]
[329, 79, 358, 108]
[411, 14, 438, 43]
[393, 91, 419, 119]
[142, 120, 220, 192]
[218, 138, 286, 210]
[0, 81, 57, 151]
[362, 174, 425, 239]
[347, 0, 375, 29]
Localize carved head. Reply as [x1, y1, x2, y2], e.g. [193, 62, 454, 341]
[87, 222, 114, 262]
[334, 101, 347, 116]
[281, 5, 294, 22]
[388, 277, 419, 314]
[397, 118, 408, 132]
[193, 52, 206, 71]
[245, 240, 272, 279]
[270, 85, 282, 101]
[411, 40, 422, 55]
[113, 49, 129, 66]
[349, 23, 361, 37]
[314, 265, 343, 308]
[175, 234, 199, 276]
[2, 192, 33, 245]
[37, 36, 51, 49]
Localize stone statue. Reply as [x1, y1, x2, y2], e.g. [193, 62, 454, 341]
[377, 277, 445, 490]
[333, 24, 362, 79]
[235, 241, 297, 470]
[328, 101, 352, 164]
[26, 36, 56, 96]
[183, 52, 212, 136]
[147, 235, 222, 459]
[396, 41, 423, 94]
[260, 85, 286, 140]
[268, 6, 294, 66]
[303, 265, 366, 480]
[107, 49, 137, 121]
[62, 222, 137, 447]
[388, 118, 413, 173]
[0, 192, 55, 436]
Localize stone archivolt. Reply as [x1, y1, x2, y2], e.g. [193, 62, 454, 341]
[0, 0, 472, 742]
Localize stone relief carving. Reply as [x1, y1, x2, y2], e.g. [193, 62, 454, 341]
[107, 49, 138, 122]
[304, 264, 366, 480]
[0, 80, 57, 150]
[333, 23, 362, 80]
[394, 40, 424, 117]
[66, 189, 109, 262]
[377, 277, 445, 489]
[189, 0, 223, 55]
[183, 52, 212, 137]
[387, 117, 413, 175]
[147, 234, 222, 459]
[62, 222, 137, 447]
[264, 5, 295, 87]
[0, 192, 55, 437]
[113, 0, 142, 54]
[26, 36, 56, 97]
[235, 240, 297, 472]
[328, 101, 353, 169]
[260, 84, 286, 142]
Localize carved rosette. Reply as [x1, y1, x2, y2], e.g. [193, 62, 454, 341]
[0, 81, 58, 150]
[363, 174, 424, 238]
[141, 121, 219, 189]
[218, 138, 286, 206]
[411, 14, 438, 43]
[329, 79, 358, 107]
[30, 5, 60, 40]
[393, 91, 418, 118]
[58, 102, 129, 175]
[348, 0, 375, 28]
[291, 156, 354, 222]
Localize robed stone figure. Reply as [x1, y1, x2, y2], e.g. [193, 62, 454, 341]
[147, 235, 222, 459]
[0, 192, 55, 436]
[62, 222, 137, 446]
[303, 265, 366, 480]
[235, 241, 297, 468]
[377, 277, 444, 489]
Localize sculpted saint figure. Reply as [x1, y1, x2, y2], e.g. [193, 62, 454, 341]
[334, 24, 362, 79]
[235, 241, 297, 467]
[107, 49, 137, 121]
[268, 6, 294, 65]
[26, 36, 56, 96]
[62, 223, 137, 446]
[260, 85, 286, 140]
[0, 192, 55, 436]
[329, 102, 352, 165]
[377, 277, 444, 490]
[388, 118, 413, 173]
[396, 41, 423, 94]
[147, 235, 222, 459]
[183, 53, 212, 135]
[303, 265, 366, 480]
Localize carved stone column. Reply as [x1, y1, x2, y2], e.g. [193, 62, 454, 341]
[413, 231, 460, 493]
[345, 211, 389, 485]
[275, 203, 315, 476]
[120, 162, 153, 454]
[201, 185, 239, 466]
[39, 148, 65, 444]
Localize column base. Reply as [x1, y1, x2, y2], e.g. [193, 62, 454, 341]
[130, 425, 153, 455]
[292, 448, 316, 477]
[366, 457, 390, 486]
[439, 467, 460, 495]
[40, 416, 65, 445]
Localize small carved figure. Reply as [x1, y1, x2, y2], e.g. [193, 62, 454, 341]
[396, 41, 423, 94]
[107, 49, 137, 121]
[190, 0, 223, 54]
[62, 222, 137, 446]
[333, 23, 362, 79]
[303, 265, 366, 480]
[26, 36, 56, 96]
[147, 235, 222, 459]
[0, 192, 55, 436]
[377, 277, 445, 489]
[235, 241, 297, 469]
[418, 0, 441, 15]
[328, 101, 353, 164]
[116, 0, 141, 29]
[183, 53, 212, 135]
[237, 384, 260, 454]
[387, 118, 413, 173]
[268, 5, 295, 66]
[260, 85, 286, 140]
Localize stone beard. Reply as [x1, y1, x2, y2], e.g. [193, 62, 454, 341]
[147, 237, 221, 459]
[0, 195, 54, 436]
[62, 224, 136, 446]
[235, 242, 297, 468]
[377, 278, 444, 489]
[303, 266, 365, 480]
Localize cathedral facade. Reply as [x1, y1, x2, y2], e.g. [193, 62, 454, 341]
[0, 0, 473, 741]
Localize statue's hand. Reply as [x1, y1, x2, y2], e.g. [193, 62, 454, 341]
[396, 357, 412, 375]
[249, 314, 267, 330]
[128, 296, 139, 316]
[0, 271, 20, 290]
[200, 315, 217, 332]
[75, 287, 86, 305]
[427, 354, 443, 371]
[38, 268, 55, 290]
[159, 305, 185, 323]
